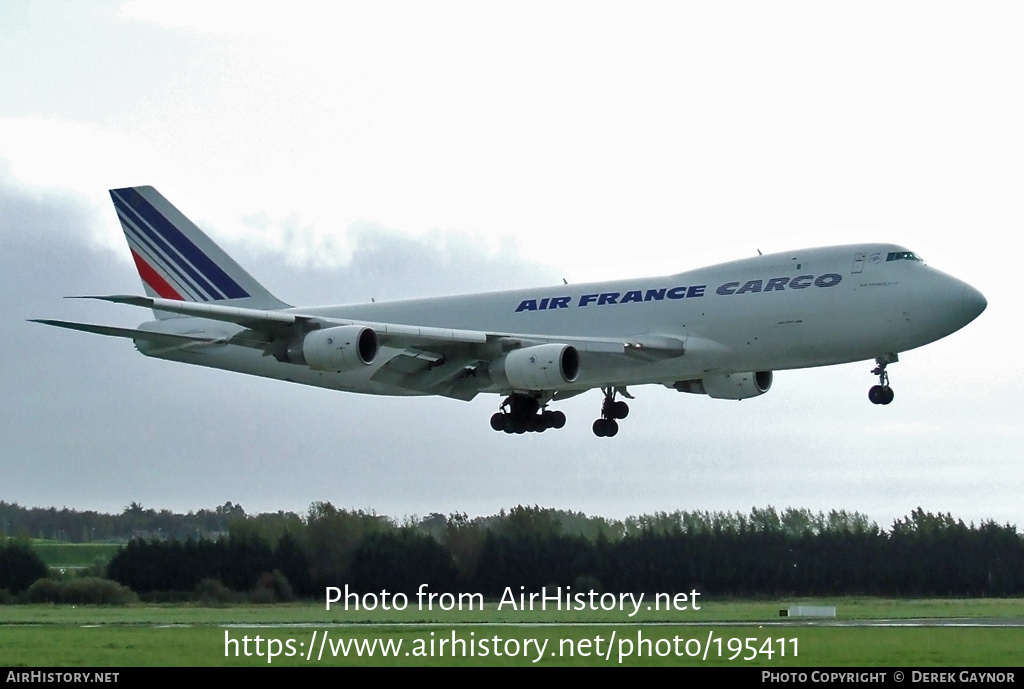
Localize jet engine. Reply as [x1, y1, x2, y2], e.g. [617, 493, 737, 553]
[672, 371, 772, 400]
[490, 343, 580, 390]
[286, 325, 378, 371]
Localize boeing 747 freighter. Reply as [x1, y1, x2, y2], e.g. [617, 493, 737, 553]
[32, 187, 987, 437]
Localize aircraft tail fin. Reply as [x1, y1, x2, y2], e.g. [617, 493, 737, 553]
[109, 186, 289, 318]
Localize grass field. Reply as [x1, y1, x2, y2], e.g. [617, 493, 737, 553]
[30, 541, 122, 569]
[1, 598, 1022, 666]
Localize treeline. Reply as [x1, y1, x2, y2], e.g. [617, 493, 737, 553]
[0, 500, 247, 542]
[0, 499, 877, 544]
[103, 504, 1024, 599]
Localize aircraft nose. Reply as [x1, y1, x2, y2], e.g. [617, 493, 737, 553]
[961, 283, 987, 323]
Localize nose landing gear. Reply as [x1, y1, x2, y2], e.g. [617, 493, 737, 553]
[868, 354, 897, 405]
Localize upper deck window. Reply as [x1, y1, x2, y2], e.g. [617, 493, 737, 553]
[886, 251, 923, 262]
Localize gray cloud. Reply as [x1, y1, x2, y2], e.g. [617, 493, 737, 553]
[232, 215, 561, 307]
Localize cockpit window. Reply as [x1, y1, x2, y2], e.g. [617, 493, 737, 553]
[886, 251, 923, 262]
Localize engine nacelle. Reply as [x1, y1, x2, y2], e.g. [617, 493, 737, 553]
[287, 325, 378, 372]
[489, 344, 580, 391]
[672, 371, 772, 400]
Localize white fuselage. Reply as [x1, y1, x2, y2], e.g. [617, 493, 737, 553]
[139, 243, 986, 398]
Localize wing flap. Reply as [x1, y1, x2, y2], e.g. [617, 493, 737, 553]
[370, 351, 483, 400]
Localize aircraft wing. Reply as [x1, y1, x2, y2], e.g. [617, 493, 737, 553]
[77, 294, 688, 355]
[65, 295, 691, 399]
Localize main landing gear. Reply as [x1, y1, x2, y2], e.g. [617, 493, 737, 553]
[490, 393, 566, 434]
[868, 354, 897, 405]
[593, 387, 630, 437]
[489, 388, 633, 436]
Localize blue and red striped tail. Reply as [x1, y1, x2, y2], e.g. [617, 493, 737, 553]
[109, 186, 287, 316]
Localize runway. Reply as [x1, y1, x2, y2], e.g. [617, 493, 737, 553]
[214, 618, 1024, 629]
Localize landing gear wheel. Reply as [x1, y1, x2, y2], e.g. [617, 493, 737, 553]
[541, 410, 566, 430]
[490, 394, 567, 433]
[612, 400, 629, 419]
[869, 385, 895, 405]
[592, 418, 618, 437]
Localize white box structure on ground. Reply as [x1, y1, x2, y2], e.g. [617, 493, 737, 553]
[779, 606, 837, 617]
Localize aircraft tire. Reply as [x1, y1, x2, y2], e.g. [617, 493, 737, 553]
[593, 418, 619, 437]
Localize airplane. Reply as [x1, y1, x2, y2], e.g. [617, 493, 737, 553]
[32, 186, 987, 437]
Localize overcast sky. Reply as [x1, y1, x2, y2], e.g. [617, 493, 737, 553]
[2, 1, 1021, 529]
